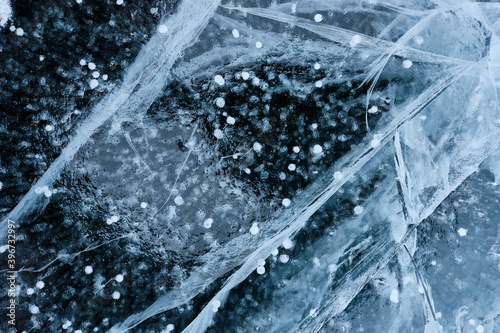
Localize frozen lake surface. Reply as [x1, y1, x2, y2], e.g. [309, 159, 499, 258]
[1, 0, 500, 332]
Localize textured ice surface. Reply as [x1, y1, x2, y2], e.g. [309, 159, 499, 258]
[1, 0, 499, 332]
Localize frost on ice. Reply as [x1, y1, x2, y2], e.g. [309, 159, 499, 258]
[1, 0, 500, 332]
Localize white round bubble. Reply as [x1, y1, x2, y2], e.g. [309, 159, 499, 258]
[174, 196, 184, 206]
[215, 97, 225, 108]
[350, 35, 362, 47]
[279, 254, 289, 263]
[89, 79, 99, 89]
[370, 138, 381, 148]
[214, 74, 225, 86]
[204, 218, 213, 229]
[282, 238, 293, 249]
[62, 320, 72, 329]
[159, 25, 168, 33]
[390, 289, 399, 303]
[214, 128, 223, 139]
[250, 223, 259, 235]
[253, 142, 263, 152]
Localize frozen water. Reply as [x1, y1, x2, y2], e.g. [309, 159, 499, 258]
[1, 0, 499, 332]
[0, 0, 12, 27]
